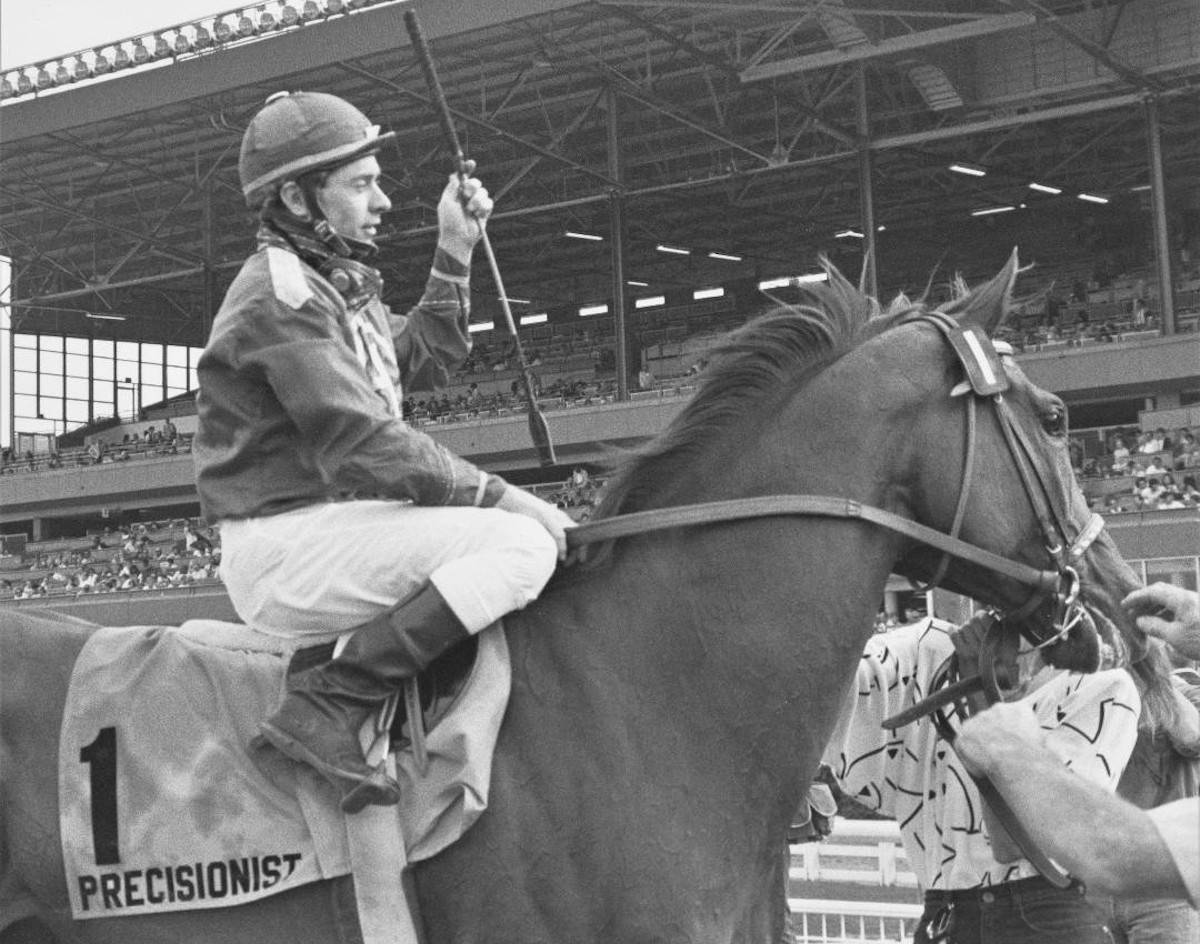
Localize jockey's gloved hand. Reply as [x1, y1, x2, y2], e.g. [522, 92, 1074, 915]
[496, 485, 575, 560]
[437, 160, 493, 265]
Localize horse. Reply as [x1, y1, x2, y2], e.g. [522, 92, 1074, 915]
[1, 253, 1144, 944]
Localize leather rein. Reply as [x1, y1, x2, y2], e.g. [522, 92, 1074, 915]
[563, 311, 1108, 889]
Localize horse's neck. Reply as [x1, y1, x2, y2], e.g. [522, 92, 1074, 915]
[510, 515, 899, 806]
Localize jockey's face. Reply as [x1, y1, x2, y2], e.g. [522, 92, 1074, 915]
[314, 155, 392, 243]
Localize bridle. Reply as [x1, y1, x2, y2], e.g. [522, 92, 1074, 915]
[566, 311, 1105, 643]
[564, 310, 1111, 890]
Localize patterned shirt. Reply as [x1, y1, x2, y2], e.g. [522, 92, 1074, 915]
[823, 618, 1140, 890]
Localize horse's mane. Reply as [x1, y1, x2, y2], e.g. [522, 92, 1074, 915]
[591, 260, 922, 525]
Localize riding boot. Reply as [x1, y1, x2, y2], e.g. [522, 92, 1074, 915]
[251, 583, 470, 814]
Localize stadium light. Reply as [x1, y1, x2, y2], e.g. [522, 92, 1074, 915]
[468, 321, 494, 333]
[656, 244, 690, 255]
[971, 205, 1016, 216]
[520, 313, 548, 326]
[835, 229, 864, 239]
[1077, 193, 1109, 205]
[693, 287, 724, 300]
[949, 162, 986, 177]
[708, 251, 742, 262]
[1028, 182, 1062, 195]
[635, 296, 666, 309]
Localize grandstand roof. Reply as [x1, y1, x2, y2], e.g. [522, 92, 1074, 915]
[3, 0, 1200, 347]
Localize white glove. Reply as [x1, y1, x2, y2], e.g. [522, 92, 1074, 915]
[437, 159, 493, 265]
[496, 485, 575, 560]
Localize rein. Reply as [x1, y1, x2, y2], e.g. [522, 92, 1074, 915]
[566, 494, 1060, 593]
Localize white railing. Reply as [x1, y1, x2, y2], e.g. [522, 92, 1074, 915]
[791, 819, 919, 888]
[788, 818, 923, 943]
[788, 898, 923, 944]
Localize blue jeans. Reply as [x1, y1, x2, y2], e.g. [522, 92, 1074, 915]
[916, 876, 1113, 944]
[1103, 895, 1199, 944]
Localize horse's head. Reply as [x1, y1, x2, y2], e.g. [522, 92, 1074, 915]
[871, 251, 1143, 670]
[587, 250, 1143, 671]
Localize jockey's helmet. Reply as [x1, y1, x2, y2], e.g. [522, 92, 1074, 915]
[239, 91, 396, 208]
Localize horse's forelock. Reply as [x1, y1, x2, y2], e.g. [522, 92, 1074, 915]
[592, 260, 921, 527]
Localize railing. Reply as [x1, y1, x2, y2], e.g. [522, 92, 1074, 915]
[788, 899, 923, 944]
[788, 818, 921, 943]
[791, 819, 918, 888]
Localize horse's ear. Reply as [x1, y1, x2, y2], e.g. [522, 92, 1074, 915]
[943, 248, 1020, 333]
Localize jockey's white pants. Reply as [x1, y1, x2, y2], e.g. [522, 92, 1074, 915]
[218, 499, 558, 637]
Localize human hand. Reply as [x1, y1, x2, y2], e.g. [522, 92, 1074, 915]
[954, 702, 1046, 779]
[437, 160, 493, 264]
[1122, 583, 1200, 661]
[496, 486, 576, 560]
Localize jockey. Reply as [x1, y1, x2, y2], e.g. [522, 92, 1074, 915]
[192, 91, 573, 814]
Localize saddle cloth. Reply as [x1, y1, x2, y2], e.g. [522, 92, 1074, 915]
[59, 619, 509, 922]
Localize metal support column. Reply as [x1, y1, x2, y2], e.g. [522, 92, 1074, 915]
[1145, 96, 1175, 335]
[202, 181, 218, 341]
[607, 86, 629, 402]
[857, 66, 878, 300]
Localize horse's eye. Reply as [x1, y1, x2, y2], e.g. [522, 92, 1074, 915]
[1042, 408, 1067, 437]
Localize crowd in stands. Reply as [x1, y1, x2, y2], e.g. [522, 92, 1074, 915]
[1, 420, 187, 475]
[0, 471, 606, 604]
[1075, 425, 1200, 513]
[0, 520, 220, 601]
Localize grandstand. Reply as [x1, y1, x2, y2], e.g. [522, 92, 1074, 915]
[3, 1, 1200, 939]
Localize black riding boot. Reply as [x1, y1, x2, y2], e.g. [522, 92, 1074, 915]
[252, 583, 470, 814]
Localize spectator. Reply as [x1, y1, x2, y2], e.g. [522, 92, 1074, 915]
[823, 615, 1142, 944]
[1176, 432, 1200, 470]
[1100, 654, 1200, 943]
[1142, 477, 1166, 507]
[1139, 430, 1165, 455]
[954, 583, 1200, 906]
[1110, 436, 1131, 474]
[185, 527, 214, 556]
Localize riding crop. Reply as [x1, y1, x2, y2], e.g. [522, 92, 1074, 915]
[404, 9, 557, 468]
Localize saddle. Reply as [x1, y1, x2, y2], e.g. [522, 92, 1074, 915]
[57, 620, 509, 926]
